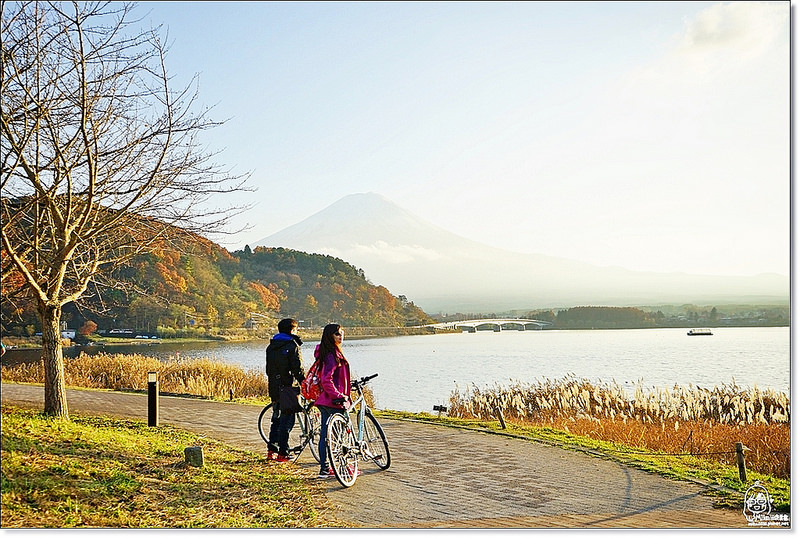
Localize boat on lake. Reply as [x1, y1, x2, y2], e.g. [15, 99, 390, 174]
[687, 328, 713, 336]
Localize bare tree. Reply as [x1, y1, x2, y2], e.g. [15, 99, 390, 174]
[1, 1, 250, 419]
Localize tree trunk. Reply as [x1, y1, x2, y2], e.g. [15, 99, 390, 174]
[39, 302, 69, 419]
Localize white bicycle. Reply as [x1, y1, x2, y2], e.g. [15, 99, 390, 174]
[326, 373, 391, 487]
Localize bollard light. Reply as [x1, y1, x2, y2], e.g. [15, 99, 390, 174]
[148, 371, 159, 427]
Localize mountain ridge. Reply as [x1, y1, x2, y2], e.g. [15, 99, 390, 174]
[254, 193, 788, 312]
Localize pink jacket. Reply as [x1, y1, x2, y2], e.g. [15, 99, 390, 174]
[313, 344, 351, 409]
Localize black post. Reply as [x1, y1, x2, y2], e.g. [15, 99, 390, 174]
[148, 371, 159, 427]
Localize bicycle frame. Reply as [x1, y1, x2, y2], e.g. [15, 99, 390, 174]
[292, 397, 321, 461]
[326, 373, 390, 487]
[346, 383, 368, 446]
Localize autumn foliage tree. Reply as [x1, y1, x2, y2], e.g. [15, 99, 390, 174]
[78, 320, 97, 336]
[1, 2, 248, 419]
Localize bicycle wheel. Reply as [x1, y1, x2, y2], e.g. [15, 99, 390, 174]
[363, 412, 391, 470]
[327, 413, 358, 487]
[259, 403, 309, 461]
[307, 405, 322, 463]
[291, 405, 321, 463]
[257, 403, 273, 445]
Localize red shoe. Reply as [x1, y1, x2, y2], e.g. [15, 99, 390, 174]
[275, 453, 291, 463]
[267, 450, 277, 461]
[346, 465, 362, 477]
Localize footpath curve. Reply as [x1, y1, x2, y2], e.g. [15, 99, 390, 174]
[1, 384, 753, 529]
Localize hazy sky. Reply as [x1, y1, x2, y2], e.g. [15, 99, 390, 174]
[140, 1, 790, 277]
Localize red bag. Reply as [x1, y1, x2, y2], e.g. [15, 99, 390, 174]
[300, 360, 322, 401]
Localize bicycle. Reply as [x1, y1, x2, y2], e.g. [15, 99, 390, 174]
[326, 373, 391, 487]
[258, 395, 322, 463]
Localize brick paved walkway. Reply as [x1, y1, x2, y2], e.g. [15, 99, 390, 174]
[1, 383, 770, 529]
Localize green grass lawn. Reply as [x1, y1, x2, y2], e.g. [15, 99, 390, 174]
[0, 405, 345, 528]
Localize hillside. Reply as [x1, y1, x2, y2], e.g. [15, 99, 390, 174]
[1, 236, 433, 337]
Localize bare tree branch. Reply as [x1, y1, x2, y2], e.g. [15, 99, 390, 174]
[1, 1, 253, 418]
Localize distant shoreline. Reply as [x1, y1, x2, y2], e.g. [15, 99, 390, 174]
[1, 326, 448, 352]
[2, 323, 787, 353]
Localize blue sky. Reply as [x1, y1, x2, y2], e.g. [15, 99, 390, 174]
[138, 1, 790, 277]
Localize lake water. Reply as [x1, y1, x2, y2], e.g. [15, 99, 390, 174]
[4, 327, 790, 413]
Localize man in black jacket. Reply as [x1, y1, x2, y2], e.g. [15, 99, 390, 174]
[265, 318, 305, 461]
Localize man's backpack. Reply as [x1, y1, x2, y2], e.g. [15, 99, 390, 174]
[300, 360, 322, 401]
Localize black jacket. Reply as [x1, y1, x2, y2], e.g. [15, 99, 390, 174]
[265, 333, 305, 401]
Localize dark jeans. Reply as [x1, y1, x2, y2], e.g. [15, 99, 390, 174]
[268, 400, 296, 456]
[317, 405, 344, 473]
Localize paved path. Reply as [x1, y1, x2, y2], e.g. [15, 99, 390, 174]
[1, 384, 757, 529]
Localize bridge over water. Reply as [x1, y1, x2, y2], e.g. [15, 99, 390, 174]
[427, 318, 553, 332]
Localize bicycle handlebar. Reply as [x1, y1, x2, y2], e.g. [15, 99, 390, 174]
[330, 374, 379, 405]
[352, 373, 378, 388]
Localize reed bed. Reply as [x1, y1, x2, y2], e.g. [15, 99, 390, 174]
[1, 352, 377, 406]
[1, 352, 269, 400]
[449, 376, 790, 478]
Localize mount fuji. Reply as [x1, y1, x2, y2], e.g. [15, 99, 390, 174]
[254, 193, 788, 312]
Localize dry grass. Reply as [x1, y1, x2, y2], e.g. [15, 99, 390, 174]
[449, 376, 790, 478]
[1, 352, 269, 401]
[2, 352, 380, 408]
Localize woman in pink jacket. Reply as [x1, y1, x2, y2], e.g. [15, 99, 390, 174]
[313, 323, 351, 478]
